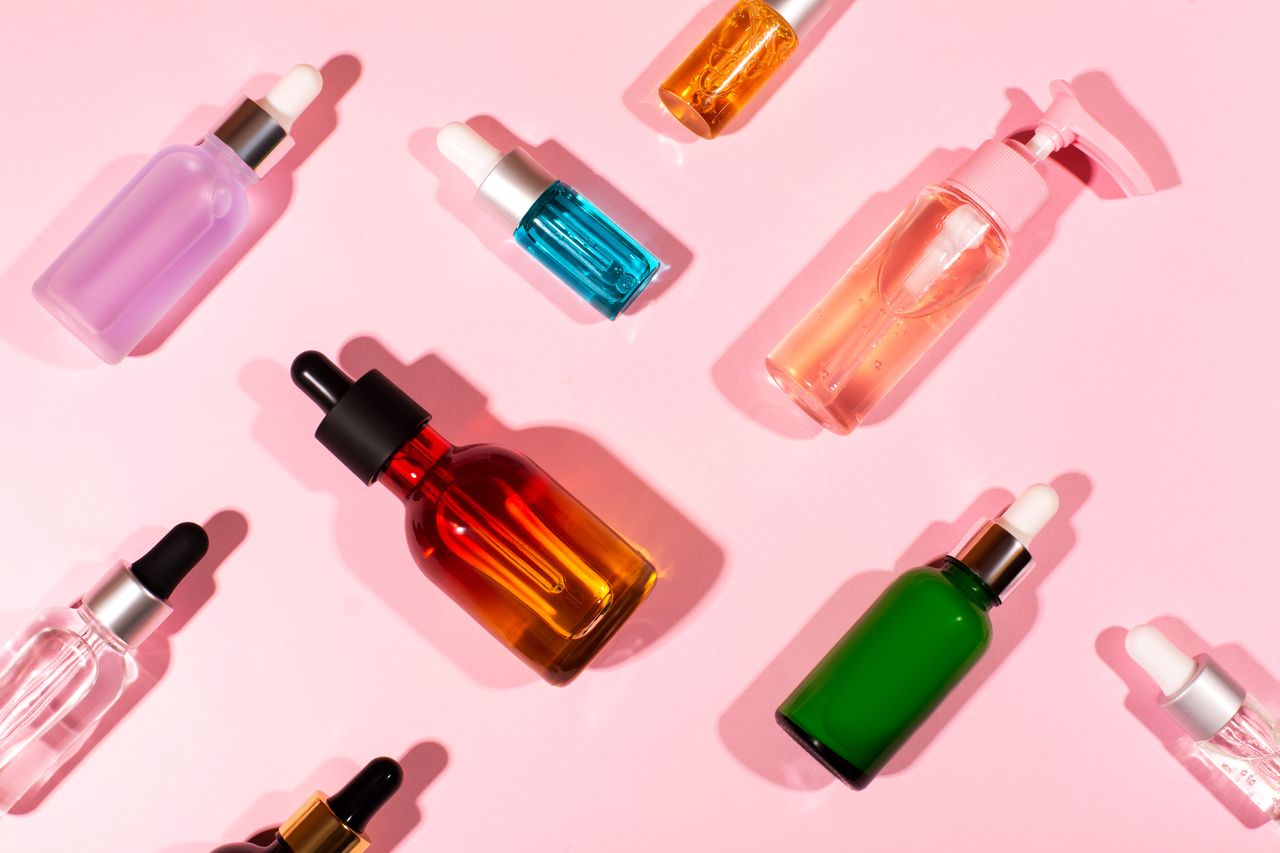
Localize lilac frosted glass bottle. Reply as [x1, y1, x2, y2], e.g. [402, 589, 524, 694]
[32, 65, 323, 363]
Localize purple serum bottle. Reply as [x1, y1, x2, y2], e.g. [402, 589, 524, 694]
[32, 65, 323, 363]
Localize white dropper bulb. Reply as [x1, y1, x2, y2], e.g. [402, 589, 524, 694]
[996, 483, 1059, 544]
[1125, 625, 1197, 696]
[260, 64, 323, 131]
[436, 122, 504, 187]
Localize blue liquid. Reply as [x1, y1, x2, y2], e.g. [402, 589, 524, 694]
[514, 182, 660, 320]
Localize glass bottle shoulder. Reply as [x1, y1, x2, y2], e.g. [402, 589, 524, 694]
[883, 566, 994, 634]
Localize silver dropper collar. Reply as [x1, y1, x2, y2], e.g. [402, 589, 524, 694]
[766, 0, 832, 39]
[951, 521, 1034, 601]
[213, 100, 290, 176]
[1160, 655, 1246, 741]
[80, 563, 172, 648]
[475, 149, 556, 229]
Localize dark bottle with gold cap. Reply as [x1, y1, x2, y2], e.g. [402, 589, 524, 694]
[776, 485, 1059, 789]
[212, 757, 403, 853]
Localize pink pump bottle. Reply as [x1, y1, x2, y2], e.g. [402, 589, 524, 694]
[32, 65, 323, 364]
[766, 81, 1156, 434]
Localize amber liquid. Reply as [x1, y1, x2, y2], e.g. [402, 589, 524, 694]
[380, 427, 657, 685]
[766, 186, 1010, 434]
[660, 0, 798, 139]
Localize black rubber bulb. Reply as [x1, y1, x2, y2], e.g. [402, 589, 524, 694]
[130, 522, 209, 600]
[292, 351, 353, 413]
[327, 757, 404, 833]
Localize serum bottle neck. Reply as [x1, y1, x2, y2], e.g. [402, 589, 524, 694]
[378, 426, 454, 500]
[940, 559, 1000, 612]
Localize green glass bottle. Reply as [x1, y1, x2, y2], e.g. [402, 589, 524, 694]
[776, 484, 1060, 789]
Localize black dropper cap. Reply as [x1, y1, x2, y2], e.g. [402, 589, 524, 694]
[291, 351, 430, 485]
[327, 757, 404, 833]
[130, 522, 210, 600]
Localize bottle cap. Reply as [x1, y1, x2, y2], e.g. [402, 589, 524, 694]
[1126, 625, 1246, 740]
[213, 64, 323, 175]
[436, 122, 556, 229]
[944, 80, 1156, 236]
[81, 523, 209, 647]
[291, 351, 431, 485]
[951, 484, 1059, 600]
[279, 758, 404, 853]
[766, 0, 832, 38]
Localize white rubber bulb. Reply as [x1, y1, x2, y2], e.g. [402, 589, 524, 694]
[261, 64, 323, 130]
[1126, 625, 1197, 696]
[997, 483, 1059, 544]
[437, 122, 503, 187]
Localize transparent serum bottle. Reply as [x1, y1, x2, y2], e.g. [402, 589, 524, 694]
[659, 0, 830, 139]
[212, 757, 403, 853]
[291, 352, 658, 685]
[0, 523, 209, 812]
[436, 123, 660, 320]
[766, 80, 1157, 434]
[777, 485, 1059, 788]
[1126, 625, 1280, 818]
[32, 65, 323, 363]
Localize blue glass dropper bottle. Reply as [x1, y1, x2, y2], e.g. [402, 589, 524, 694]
[437, 122, 660, 319]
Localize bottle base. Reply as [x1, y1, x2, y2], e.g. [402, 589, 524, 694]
[775, 710, 872, 789]
[658, 88, 717, 140]
[31, 285, 124, 364]
[764, 359, 858, 435]
[539, 564, 658, 686]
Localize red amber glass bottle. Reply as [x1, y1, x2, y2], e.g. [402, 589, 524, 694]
[292, 352, 657, 685]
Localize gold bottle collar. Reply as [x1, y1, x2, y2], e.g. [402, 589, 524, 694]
[279, 795, 369, 853]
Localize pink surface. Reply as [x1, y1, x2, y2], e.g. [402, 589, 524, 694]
[0, 1, 1277, 850]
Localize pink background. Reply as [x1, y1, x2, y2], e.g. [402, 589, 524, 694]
[1, 1, 1278, 850]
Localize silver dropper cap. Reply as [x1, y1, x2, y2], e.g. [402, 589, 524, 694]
[212, 64, 322, 175]
[80, 564, 172, 648]
[766, 0, 832, 38]
[436, 122, 556, 230]
[1160, 655, 1247, 741]
[950, 484, 1059, 600]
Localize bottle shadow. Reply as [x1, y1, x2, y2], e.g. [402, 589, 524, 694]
[132, 53, 362, 357]
[241, 336, 723, 687]
[409, 116, 692, 323]
[622, 0, 857, 141]
[713, 72, 1176, 438]
[161, 741, 448, 853]
[1096, 618, 1276, 829]
[10, 509, 248, 814]
[718, 472, 1088, 789]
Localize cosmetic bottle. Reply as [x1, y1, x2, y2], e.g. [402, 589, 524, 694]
[0, 523, 209, 811]
[436, 122, 660, 320]
[1125, 626, 1280, 818]
[777, 485, 1059, 788]
[766, 80, 1156, 434]
[659, 0, 831, 138]
[291, 352, 658, 684]
[32, 65, 323, 363]
[212, 757, 403, 852]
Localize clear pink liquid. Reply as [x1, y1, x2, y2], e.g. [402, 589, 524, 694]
[32, 134, 255, 363]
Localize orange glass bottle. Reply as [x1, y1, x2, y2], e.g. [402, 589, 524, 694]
[659, 0, 830, 139]
[291, 352, 656, 685]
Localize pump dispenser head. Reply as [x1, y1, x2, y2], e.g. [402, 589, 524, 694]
[951, 484, 1059, 600]
[214, 64, 323, 175]
[292, 351, 430, 485]
[279, 757, 404, 853]
[81, 522, 209, 646]
[945, 80, 1155, 235]
[1126, 625, 1246, 740]
[437, 121, 556, 229]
